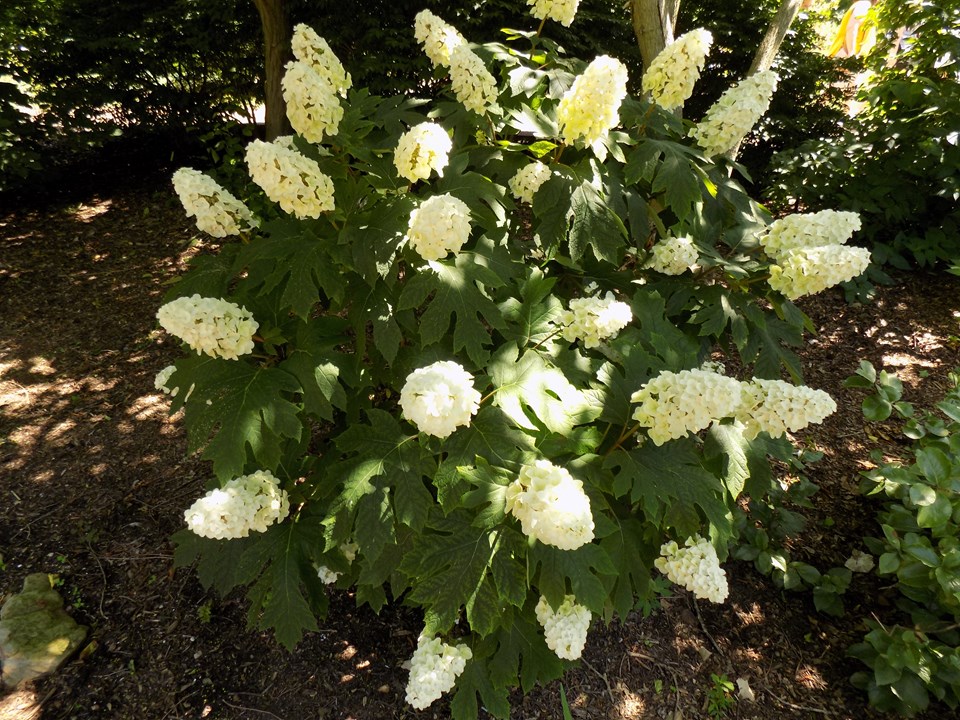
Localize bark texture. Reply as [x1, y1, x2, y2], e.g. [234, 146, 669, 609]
[252, 0, 292, 140]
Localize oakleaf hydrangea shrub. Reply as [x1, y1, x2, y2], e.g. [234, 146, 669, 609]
[161, 6, 868, 718]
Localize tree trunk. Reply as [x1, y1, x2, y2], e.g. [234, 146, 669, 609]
[631, 0, 667, 71]
[747, 0, 804, 76]
[659, 0, 680, 46]
[252, 0, 292, 140]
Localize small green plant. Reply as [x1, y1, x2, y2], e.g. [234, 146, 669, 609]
[559, 683, 574, 720]
[706, 673, 736, 719]
[197, 600, 213, 624]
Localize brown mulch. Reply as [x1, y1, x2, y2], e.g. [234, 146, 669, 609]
[2, 176, 959, 720]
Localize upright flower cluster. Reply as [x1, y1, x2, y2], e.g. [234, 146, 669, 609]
[282, 60, 344, 143]
[157, 294, 258, 360]
[535, 595, 591, 660]
[527, 0, 581, 27]
[291, 24, 351, 96]
[644, 235, 700, 275]
[761, 210, 862, 257]
[509, 161, 552, 204]
[172, 168, 258, 238]
[405, 634, 473, 710]
[557, 55, 629, 149]
[449, 44, 497, 115]
[691, 70, 778, 158]
[245, 139, 335, 218]
[184, 470, 290, 540]
[394, 122, 453, 183]
[736, 379, 838, 440]
[655, 535, 729, 603]
[505, 459, 594, 551]
[406, 194, 472, 261]
[399, 361, 481, 438]
[641, 29, 713, 111]
[768, 245, 872, 300]
[413, 9, 465, 68]
[558, 292, 633, 348]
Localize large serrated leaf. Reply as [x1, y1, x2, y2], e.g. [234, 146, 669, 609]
[490, 605, 565, 693]
[568, 179, 627, 263]
[279, 319, 349, 421]
[529, 542, 617, 614]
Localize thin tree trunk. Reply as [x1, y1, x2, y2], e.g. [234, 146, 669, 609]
[632, 0, 667, 71]
[747, 0, 804, 76]
[659, 0, 680, 46]
[252, 0, 292, 140]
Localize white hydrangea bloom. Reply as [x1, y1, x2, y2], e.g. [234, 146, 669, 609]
[291, 24, 351, 96]
[184, 470, 290, 540]
[644, 235, 700, 275]
[735, 378, 837, 440]
[760, 210, 862, 261]
[399, 361, 481, 438]
[340, 541, 359, 564]
[527, 0, 581, 27]
[406, 194, 472, 261]
[505, 459, 594, 551]
[154, 365, 177, 394]
[768, 245, 872, 300]
[509, 161, 552, 204]
[558, 292, 632, 348]
[449, 44, 497, 115]
[557, 55, 629, 150]
[405, 634, 472, 710]
[282, 60, 344, 143]
[157, 294, 258, 360]
[316, 565, 339, 584]
[641, 29, 713, 112]
[172, 168, 258, 238]
[630, 368, 742, 446]
[246, 139, 335, 218]
[845, 550, 876, 573]
[691, 70, 778, 158]
[656, 535, 728, 603]
[535, 595, 591, 660]
[413, 9, 465, 68]
[394, 122, 453, 183]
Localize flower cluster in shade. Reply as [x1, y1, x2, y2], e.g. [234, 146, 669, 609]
[407, 194, 472, 261]
[399, 361, 481, 438]
[644, 235, 700, 275]
[535, 595, 591, 660]
[735, 379, 837, 441]
[184, 470, 290, 540]
[282, 25, 350, 143]
[171, 168, 258, 238]
[527, 0, 581, 27]
[557, 55, 629, 151]
[245, 139, 335, 219]
[505, 459, 594, 551]
[413, 9, 465, 68]
[450, 44, 497, 115]
[405, 634, 473, 710]
[691, 70, 778, 158]
[157, 294, 258, 361]
[558, 291, 632, 348]
[642, 29, 713, 112]
[394, 122, 453, 183]
[655, 535, 728, 603]
[509, 161, 552, 204]
[315, 541, 360, 585]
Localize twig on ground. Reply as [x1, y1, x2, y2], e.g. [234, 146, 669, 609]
[763, 687, 833, 716]
[581, 658, 616, 706]
[692, 598, 723, 655]
[220, 700, 284, 720]
[85, 538, 109, 620]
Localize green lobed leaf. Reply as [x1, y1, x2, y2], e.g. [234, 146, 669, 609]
[279, 318, 349, 421]
[529, 542, 618, 615]
[567, 178, 627, 264]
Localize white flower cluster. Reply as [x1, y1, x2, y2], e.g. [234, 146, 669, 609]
[557, 55, 629, 149]
[509, 161, 552, 204]
[449, 44, 497, 115]
[535, 595, 591, 660]
[282, 60, 344, 143]
[558, 291, 632, 348]
[760, 210, 862, 258]
[505, 459, 594, 551]
[655, 535, 729, 603]
[394, 122, 453, 183]
[644, 235, 700, 275]
[768, 245, 872, 300]
[527, 0, 581, 27]
[405, 634, 472, 710]
[171, 168, 258, 238]
[184, 470, 290, 540]
[736, 378, 837, 440]
[407, 194, 472, 261]
[245, 139, 335, 218]
[642, 29, 713, 112]
[691, 70, 778, 158]
[315, 542, 359, 585]
[154, 365, 177, 394]
[413, 9, 465, 68]
[291, 24, 351, 96]
[157, 294, 258, 360]
[399, 361, 481, 438]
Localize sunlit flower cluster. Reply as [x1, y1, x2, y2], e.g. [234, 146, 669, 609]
[449, 44, 497, 115]
[154, 365, 177, 395]
[157, 294, 258, 360]
[399, 361, 481, 438]
[509, 160, 552, 204]
[282, 60, 344, 143]
[735, 378, 837, 440]
[760, 210, 862, 259]
[767, 244, 872, 300]
[406, 194, 472, 261]
[644, 235, 699, 275]
[184, 470, 290, 540]
[172, 168, 258, 238]
[394, 122, 453, 183]
[505, 459, 594, 551]
[527, 0, 581, 27]
[557, 55, 629, 150]
[413, 9, 465, 68]
[405, 634, 473, 710]
[641, 29, 713, 111]
[656, 535, 728, 603]
[291, 24, 351, 96]
[558, 291, 632, 348]
[691, 70, 778, 158]
[535, 595, 591, 660]
[245, 139, 335, 218]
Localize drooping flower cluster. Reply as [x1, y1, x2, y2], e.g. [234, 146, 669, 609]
[644, 235, 700, 275]
[315, 542, 360, 585]
[405, 634, 473, 710]
[558, 291, 633, 348]
[291, 24, 351, 96]
[282, 60, 344, 143]
[171, 168, 258, 238]
[691, 70, 778, 158]
[413, 9, 465, 68]
[655, 535, 729, 603]
[527, 0, 581, 27]
[399, 361, 481, 438]
[760, 210, 862, 258]
[157, 294, 258, 360]
[641, 29, 713, 112]
[406, 194, 472, 261]
[535, 595, 591, 660]
[449, 44, 497, 115]
[509, 160, 552, 204]
[735, 378, 838, 440]
[245, 139, 335, 218]
[184, 470, 290, 540]
[557, 55, 629, 150]
[768, 245, 872, 300]
[505, 459, 594, 551]
[394, 122, 453, 183]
